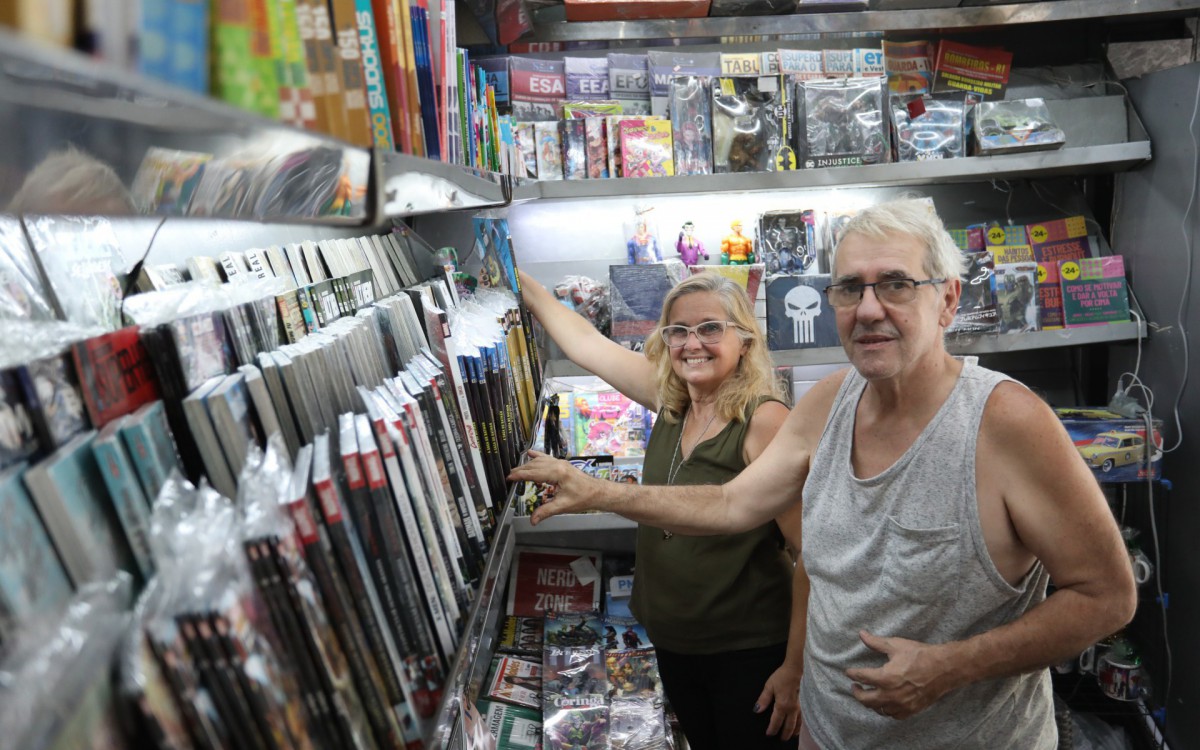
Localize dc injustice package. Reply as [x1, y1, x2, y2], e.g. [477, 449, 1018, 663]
[711, 76, 788, 173]
[797, 76, 890, 168]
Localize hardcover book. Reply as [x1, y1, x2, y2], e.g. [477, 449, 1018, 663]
[486, 655, 542, 709]
[1060, 256, 1131, 327]
[91, 417, 156, 579]
[119, 400, 182, 503]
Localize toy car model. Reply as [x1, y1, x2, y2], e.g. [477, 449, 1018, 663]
[1076, 430, 1146, 473]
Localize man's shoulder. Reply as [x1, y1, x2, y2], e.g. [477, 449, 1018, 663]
[791, 367, 853, 437]
[979, 379, 1056, 442]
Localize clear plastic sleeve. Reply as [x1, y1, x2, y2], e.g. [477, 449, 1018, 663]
[712, 77, 784, 174]
[669, 77, 713, 176]
[798, 77, 890, 168]
[890, 93, 967, 162]
[972, 98, 1066, 155]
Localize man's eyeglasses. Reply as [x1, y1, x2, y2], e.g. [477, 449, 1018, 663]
[660, 320, 740, 348]
[823, 278, 945, 308]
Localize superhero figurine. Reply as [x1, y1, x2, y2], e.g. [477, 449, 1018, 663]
[675, 221, 709, 266]
[626, 218, 662, 264]
[720, 220, 754, 265]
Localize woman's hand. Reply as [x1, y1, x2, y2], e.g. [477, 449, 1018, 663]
[755, 662, 803, 739]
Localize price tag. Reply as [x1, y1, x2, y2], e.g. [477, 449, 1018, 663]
[987, 226, 1007, 246]
[1028, 224, 1049, 244]
[1060, 261, 1081, 281]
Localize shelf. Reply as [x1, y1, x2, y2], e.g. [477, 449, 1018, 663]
[377, 152, 514, 218]
[427, 495, 518, 749]
[770, 320, 1148, 366]
[511, 512, 638, 534]
[0, 28, 371, 225]
[528, 0, 1200, 42]
[511, 90, 1150, 201]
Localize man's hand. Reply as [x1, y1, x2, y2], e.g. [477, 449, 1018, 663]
[508, 450, 607, 524]
[846, 631, 957, 720]
[755, 663, 802, 739]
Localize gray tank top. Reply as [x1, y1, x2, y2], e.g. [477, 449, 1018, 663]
[800, 360, 1056, 750]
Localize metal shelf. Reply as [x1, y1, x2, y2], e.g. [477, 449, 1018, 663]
[528, 0, 1200, 42]
[426, 495, 518, 749]
[0, 29, 372, 225]
[770, 319, 1147, 366]
[512, 512, 638, 534]
[377, 152, 514, 219]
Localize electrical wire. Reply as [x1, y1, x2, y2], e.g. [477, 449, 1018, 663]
[1146, 408, 1172, 729]
[118, 216, 168, 323]
[1162, 69, 1200, 454]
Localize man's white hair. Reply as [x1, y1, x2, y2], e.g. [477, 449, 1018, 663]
[833, 199, 966, 282]
[8, 146, 134, 215]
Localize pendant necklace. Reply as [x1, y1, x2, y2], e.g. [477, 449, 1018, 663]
[663, 405, 719, 539]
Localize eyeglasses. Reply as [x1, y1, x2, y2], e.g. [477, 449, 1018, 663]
[823, 278, 945, 308]
[660, 320, 740, 348]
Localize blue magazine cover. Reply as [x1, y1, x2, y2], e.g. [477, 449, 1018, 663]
[0, 463, 72, 623]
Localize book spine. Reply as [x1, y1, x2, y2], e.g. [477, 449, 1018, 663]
[308, 0, 353, 141]
[280, 0, 320, 131]
[370, 0, 411, 153]
[328, 0, 375, 147]
[351, 0, 397, 150]
[396, 0, 426, 155]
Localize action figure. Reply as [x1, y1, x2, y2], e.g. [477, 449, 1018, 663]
[626, 218, 662, 265]
[720, 220, 754, 265]
[621, 625, 644, 650]
[675, 221, 709, 266]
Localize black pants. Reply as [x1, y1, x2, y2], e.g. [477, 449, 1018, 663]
[656, 642, 799, 750]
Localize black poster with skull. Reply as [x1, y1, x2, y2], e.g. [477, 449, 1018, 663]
[766, 274, 839, 351]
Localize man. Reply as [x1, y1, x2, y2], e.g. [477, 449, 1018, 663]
[511, 199, 1136, 748]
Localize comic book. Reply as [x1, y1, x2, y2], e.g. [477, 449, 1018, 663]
[669, 76, 713, 176]
[543, 705, 608, 750]
[560, 120, 588, 180]
[544, 645, 607, 701]
[479, 699, 544, 750]
[499, 615, 546, 658]
[619, 120, 674, 179]
[535, 122, 564, 181]
[565, 391, 649, 458]
[545, 612, 606, 649]
[0, 463, 73, 626]
[993, 263, 1040, 333]
[601, 616, 649, 653]
[1036, 261, 1065, 331]
[604, 647, 660, 700]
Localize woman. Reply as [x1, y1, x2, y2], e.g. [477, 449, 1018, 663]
[519, 269, 805, 748]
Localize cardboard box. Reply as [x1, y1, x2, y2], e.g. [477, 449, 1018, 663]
[565, 0, 710, 21]
[1055, 408, 1163, 482]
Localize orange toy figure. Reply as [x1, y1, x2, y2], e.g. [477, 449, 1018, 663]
[720, 219, 755, 265]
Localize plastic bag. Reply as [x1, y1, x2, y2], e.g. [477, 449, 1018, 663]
[712, 77, 785, 174]
[23, 215, 126, 330]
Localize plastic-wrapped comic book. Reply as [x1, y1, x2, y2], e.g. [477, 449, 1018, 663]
[601, 616, 649, 652]
[545, 612, 605, 649]
[564, 391, 651, 457]
[486, 655, 543, 709]
[993, 262, 1039, 333]
[619, 120, 674, 178]
[669, 77, 713, 176]
[948, 252, 998, 334]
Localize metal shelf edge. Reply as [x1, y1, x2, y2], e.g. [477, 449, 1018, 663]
[511, 513, 638, 535]
[511, 141, 1151, 202]
[528, 0, 1200, 41]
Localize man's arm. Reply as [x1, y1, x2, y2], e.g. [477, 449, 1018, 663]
[518, 270, 658, 409]
[756, 501, 808, 740]
[511, 370, 846, 531]
[848, 383, 1137, 719]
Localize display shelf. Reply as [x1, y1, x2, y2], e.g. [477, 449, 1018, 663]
[427, 495, 519, 748]
[0, 29, 373, 225]
[527, 0, 1200, 42]
[512, 512, 638, 534]
[510, 92, 1150, 201]
[377, 151, 514, 219]
[770, 320, 1147, 367]
[545, 321, 1145, 373]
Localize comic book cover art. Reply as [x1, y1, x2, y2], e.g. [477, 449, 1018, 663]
[608, 462, 642, 485]
[669, 76, 713, 176]
[479, 699, 544, 750]
[620, 120, 674, 179]
[543, 705, 608, 750]
[514, 123, 539, 179]
[584, 118, 609, 179]
[605, 648, 661, 700]
[993, 263, 1039, 333]
[559, 120, 588, 180]
[602, 616, 649, 653]
[545, 611, 605, 649]
[566, 390, 650, 457]
[544, 646, 608, 700]
[0, 369, 40, 470]
[535, 122, 564, 181]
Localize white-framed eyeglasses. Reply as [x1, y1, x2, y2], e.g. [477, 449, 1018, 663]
[660, 320, 741, 348]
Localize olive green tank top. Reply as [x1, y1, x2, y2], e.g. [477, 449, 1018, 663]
[629, 396, 793, 654]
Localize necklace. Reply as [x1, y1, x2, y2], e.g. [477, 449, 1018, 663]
[662, 406, 719, 539]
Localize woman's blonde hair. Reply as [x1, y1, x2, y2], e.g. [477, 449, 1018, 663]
[643, 272, 782, 423]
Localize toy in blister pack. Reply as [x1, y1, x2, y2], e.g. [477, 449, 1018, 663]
[797, 77, 890, 168]
[758, 209, 817, 274]
[711, 76, 786, 173]
[669, 76, 713, 176]
[890, 93, 967, 161]
[560, 120, 589, 180]
[973, 98, 1066, 155]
